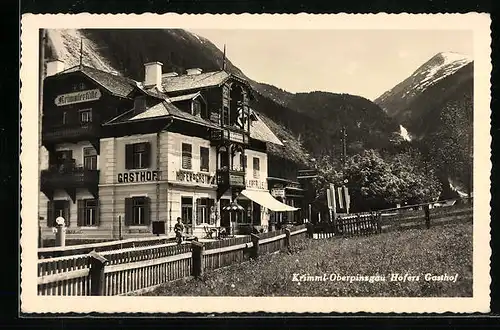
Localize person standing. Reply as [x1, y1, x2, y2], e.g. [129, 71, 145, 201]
[174, 217, 184, 244]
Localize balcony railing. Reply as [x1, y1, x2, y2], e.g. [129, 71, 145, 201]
[210, 127, 249, 145]
[216, 167, 246, 188]
[42, 123, 98, 144]
[41, 165, 99, 189]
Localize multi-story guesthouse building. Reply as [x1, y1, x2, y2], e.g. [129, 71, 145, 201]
[39, 59, 301, 241]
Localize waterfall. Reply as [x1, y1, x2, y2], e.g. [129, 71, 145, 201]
[399, 125, 412, 141]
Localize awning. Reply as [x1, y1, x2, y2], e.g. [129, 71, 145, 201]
[239, 189, 299, 212]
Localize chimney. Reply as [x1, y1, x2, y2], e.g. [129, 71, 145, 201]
[46, 59, 65, 77]
[186, 68, 203, 75]
[144, 61, 163, 90]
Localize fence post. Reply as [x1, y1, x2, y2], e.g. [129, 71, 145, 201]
[424, 204, 431, 229]
[250, 233, 260, 259]
[191, 241, 204, 278]
[89, 251, 108, 296]
[306, 222, 314, 238]
[284, 228, 291, 249]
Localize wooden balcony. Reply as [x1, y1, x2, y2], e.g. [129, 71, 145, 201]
[42, 123, 99, 146]
[216, 167, 246, 188]
[210, 127, 249, 146]
[41, 165, 99, 202]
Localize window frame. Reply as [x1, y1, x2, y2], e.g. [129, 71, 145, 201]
[79, 108, 92, 124]
[200, 146, 210, 172]
[82, 199, 98, 227]
[125, 142, 151, 170]
[253, 157, 260, 179]
[132, 196, 147, 226]
[181, 143, 193, 170]
[83, 147, 97, 170]
[181, 196, 193, 226]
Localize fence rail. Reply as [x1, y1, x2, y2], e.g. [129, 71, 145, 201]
[38, 235, 175, 259]
[37, 253, 91, 295]
[310, 203, 473, 239]
[37, 225, 308, 296]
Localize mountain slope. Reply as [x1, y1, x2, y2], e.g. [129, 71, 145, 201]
[375, 52, 473, 124]
[46, 28, 398, 167]
[374, 52, 474, 196]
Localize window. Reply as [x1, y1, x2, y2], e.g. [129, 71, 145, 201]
[253, 157, 260, 179]
[125, 196, 150, 226]
[182, 143, 192, 170]
[77, 199, 99, 227]
[181, 197, 193, 234]
[83, 147, 97, 170]
[79, 109, 92, 124]
[195, 198, 215, 225]
[134, 96, 147, 111]
[192, 99, 202, 116]
[200, 147, 209, 172]
[125, 142, 151, 169]
[240, 154, 247, 171]
[222, 106, 229, 126]
[46, 200, 70, 227]
[219, 147, 229, 169]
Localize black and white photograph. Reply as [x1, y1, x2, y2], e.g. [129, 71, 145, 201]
[20, 13, 491, 313]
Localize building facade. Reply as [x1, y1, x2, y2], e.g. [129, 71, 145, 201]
[39, 60, 297, 241]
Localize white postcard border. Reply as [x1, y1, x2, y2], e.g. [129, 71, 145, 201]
[20, 13, 492, 313]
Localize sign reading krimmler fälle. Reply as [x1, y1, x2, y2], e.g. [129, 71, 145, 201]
[55, 89, 102, 106]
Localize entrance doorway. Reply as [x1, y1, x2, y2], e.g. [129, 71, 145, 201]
[220, 199, 231, 231]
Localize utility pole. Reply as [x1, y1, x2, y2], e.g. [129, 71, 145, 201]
[340, 126, 347, 168]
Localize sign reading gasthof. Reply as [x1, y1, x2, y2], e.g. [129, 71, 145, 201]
[117, 171, 160, 183]
[55, 89, 102, 106]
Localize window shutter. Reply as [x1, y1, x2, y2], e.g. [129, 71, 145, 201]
[47, 201, 54, 227]
[143, 197, 151, 226]
[143, 142, 151, 168]
[95, 200, 100, 226]
[77, 200, 84, 227]
[124, 198, 133, 225]
[125, 144, 134, 169]
[64, 200, 71, 227]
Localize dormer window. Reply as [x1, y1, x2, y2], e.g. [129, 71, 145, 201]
[192, 99, 202, 116]
[134, 96, 147, 112]
[79, 109, 92, 124]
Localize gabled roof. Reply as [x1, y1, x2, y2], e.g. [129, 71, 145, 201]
[249, 111, 283, 146]
[104, 100, 219, 129]
[169, 92, 203, 102]
[52, 65, 138, 98]
[161, 70, 251, 95]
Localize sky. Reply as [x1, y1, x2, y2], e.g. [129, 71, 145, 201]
[189, 29, 473, 100]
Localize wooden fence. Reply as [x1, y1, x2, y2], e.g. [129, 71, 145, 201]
[309, 199, 473, 239]
[37, 253, 92, 296]
[38, 235, 175, 259]
[37, 225, 307, 296]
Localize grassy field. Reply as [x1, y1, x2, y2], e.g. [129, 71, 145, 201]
[142, 222, 473, 297]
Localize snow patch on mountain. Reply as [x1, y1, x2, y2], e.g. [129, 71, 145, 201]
[416, 52, 472, 91]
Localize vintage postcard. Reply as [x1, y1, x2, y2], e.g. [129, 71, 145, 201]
[20, 13, 491, 314]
